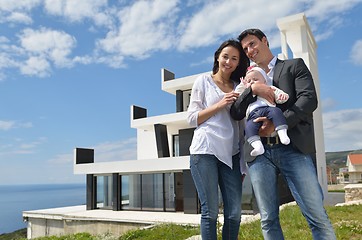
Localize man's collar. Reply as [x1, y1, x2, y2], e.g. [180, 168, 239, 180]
[268, 56, 277, 69]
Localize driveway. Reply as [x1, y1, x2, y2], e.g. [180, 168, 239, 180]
[325, 192, 345, 206]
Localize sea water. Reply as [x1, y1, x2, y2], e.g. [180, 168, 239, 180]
[0, 183, 86, 234]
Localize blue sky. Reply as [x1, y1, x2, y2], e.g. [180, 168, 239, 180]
[1, 0, 362, 185]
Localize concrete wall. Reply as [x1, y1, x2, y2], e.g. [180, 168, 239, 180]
[137, 129, 158, 160]
[345, 184, 362, 202]
[26, 217, 150, 239]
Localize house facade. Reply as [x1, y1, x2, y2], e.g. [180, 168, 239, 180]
[73, 12, 328, 214]
[74, 70, 256, 214]
[346, 154, 362, 183]
[337, 167, 349, 184]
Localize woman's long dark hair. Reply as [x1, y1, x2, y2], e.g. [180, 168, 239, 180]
[212, 39, 250, 83]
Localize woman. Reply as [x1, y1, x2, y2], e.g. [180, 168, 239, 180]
[187, 39, 249, 240]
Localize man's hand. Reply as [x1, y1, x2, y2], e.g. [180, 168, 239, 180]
[254, 117, 275, 136]
[251, 82, 275, 104]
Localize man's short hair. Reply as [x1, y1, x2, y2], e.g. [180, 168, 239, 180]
[238, 28, 267, 44]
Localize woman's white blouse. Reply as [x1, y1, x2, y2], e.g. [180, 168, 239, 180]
[187, 74, 245, 172]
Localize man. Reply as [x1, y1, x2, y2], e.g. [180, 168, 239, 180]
[230, 29, 336, 240]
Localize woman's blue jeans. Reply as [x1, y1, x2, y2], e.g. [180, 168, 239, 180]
[248, 144, 336, 240]
[190, 154, 243, 240]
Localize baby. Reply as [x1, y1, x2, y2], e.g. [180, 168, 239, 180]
[235, 66, 290, 156]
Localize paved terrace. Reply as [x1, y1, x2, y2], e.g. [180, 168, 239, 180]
[23, 205, 258, 226]
[23, 205, 259, 238]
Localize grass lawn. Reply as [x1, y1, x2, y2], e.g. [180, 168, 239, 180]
[2, 204, 361, 240]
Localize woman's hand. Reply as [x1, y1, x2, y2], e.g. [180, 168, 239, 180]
[217, 92, 240, 109]
[197, 91, 239, 125]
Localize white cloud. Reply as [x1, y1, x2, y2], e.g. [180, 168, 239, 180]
[178, 0, 299, 51]
[0, 52, 15, 69]
[44, 0, 112, 28]
[305, 0, 362, 42]
[312, 16, 344, 42]
[321, 98, 338, 112]
[19, 137, 46, 150]
[0, 37, 21, 70]
[1, 0, 362, 76]
[190, 56, 213, 67]
[19, 27, 77, 67]
[19, 122, 33, 128]
[48, 137, 137, 164]
[323, 109, 362, 152]
[305, 0, 362, 21]
[0, 136, 45, 156]
[0, 0, 41, 12]
[95, 54, 126, 69]
[0, 72, 5, 81]
[72, 55, 93, 65]
[0, 0, 41, 24]
[350, 39, 362, 66]
[93, 138, 137, 162]
[0, 120, 16, 130]
[6, 11, 32, 24]
[20, 55, 51, 77]
[0, 120, 32, 131]
[96, 0, 178, 61]
[44, 0, 105, 21]
[1, 26, 95, 78]
[177, 0, 362, 51]
[0, 36, 9, 43]
[48, 152, 73, 164]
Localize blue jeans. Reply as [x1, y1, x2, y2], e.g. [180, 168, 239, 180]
[190, 154, 243, 240]
[248, 144, 336, 240]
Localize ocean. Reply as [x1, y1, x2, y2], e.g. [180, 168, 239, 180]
[0, 183, 86, 234]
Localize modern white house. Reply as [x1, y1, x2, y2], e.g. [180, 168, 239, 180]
[73, 12, 328, 214]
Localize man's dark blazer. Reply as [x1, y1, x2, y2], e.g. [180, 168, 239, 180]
[230, 58, 318, 162]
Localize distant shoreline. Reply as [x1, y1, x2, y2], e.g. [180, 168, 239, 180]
[0, 182, 85, 186]
[0, 183, 86, 234]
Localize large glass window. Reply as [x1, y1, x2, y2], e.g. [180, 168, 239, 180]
[121, 175, 129, 209]
[96, 175, 112, 209]
[142, 174, 164, 211]
[164, 173, 175, 211]
[121, 175, 141, 210]
[120, 173, 176, 212]
[173, 135, 180, 157]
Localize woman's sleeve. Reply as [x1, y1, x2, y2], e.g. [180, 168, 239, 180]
[187, 76, 205, 127]
[230, 87, 256, 120]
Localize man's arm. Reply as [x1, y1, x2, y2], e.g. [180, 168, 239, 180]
[283, 59, 318, 129]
